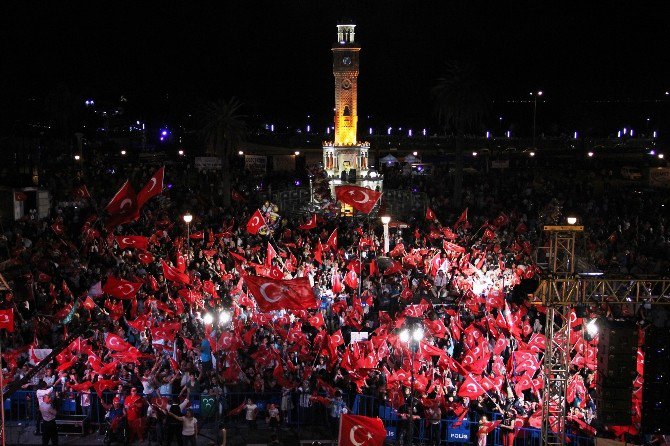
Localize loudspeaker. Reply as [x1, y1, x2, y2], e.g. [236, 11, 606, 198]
[596, 321, 637, 424]
[597, 321, 637, 387]
[348, 169, 357, 183]
[642, 326, 670, 434]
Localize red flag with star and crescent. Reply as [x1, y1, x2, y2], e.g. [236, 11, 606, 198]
[335, 185, 382, 214]
[246, 209, 266, 234]
[243, 275, 317, 312]
[0, 308, 14, 332]
[426, 207, 436, 221]
[327, 229, 338, 251]
[102, 276, 143, 300]
[105, 180, 140, 229]
[137, 166, 165, 208]
[161, 260, 191, 285]
[116, 236, 149, 251]
[338, 413, 386, 446]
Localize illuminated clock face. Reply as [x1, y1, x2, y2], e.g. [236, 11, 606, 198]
[341, 79, 352, 90]
[342, 56, 352, 66]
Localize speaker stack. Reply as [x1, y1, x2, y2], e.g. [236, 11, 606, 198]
[641, 325, 670, 434]
[596, 320, 638, 425]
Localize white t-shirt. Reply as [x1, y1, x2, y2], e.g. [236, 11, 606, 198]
[179, 416, 197, 436]
[245, 404, 257, 420]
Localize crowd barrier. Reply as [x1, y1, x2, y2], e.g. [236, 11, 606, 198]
[3, 389, 595, 445]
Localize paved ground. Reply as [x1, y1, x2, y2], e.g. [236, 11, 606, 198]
[3, 420, 337, 446]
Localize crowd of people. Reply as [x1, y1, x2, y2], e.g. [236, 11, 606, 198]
[0, 156, 667, 446]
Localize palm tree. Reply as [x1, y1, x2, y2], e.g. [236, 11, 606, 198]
[431, 61, 490, 209]
[200, 98, 247, 207]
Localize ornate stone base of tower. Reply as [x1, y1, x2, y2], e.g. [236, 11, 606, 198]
[322, 141, 383, 202]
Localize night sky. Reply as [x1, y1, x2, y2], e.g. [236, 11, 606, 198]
[2, 1, 669, 127]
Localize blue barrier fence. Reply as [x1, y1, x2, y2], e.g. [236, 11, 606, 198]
[351, 394, 596, 446]
[3, 389, 596, 446]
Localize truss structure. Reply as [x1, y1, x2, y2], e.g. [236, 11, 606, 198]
[535, 225, 670, 446]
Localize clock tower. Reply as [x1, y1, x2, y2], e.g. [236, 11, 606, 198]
[323, 23, 381, 195]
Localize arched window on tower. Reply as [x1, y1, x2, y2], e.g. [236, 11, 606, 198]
[343, 106, 351, 116]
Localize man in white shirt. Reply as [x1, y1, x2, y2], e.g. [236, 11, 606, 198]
[245, 399, 258, 430]
[39, 393, 59, 445]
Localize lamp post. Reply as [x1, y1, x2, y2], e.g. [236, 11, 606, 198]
[183, 213, 193, 254]
[531, 90, 543, 148]
[381, 215, 391, 254]
[400, 325, 424, 446]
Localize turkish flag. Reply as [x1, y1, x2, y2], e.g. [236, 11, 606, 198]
[51, 221, 65, 236]
[266, 242, 277, 267]
[137, 251, 154, 265]
[314, 240, 324, 264]
[335, 185, 382, 214]
[150, 327, 177, 342]
[161, 260, 191, 284]
[105, 333, 132, 352]
[0, 308, 14, 332]
[457, 375, 486, 398]
[102, 276, 143, 300]
[338, 413, 387, 446]
[344, 270, 359, 289]
[246, 209, 266, 234]
[93, 379, 120, 399]
[116, 236, 149, 250]
[298, 214, 317, 230]
[454, 207, 469, 229]
[137, 166, 165, 208]
[243, 275, 317, 312]
[426, 207, 436, 221]
[73, 184, 91, 200]
[327, 229, 338, 251]
[82, 296, 96, 310]
[105, 180, 140, 229]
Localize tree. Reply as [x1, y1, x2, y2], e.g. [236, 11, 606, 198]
[431, 61, 490, 209]
[200, 98, 246, 207]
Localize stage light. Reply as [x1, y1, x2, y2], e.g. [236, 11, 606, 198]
[203, 313, 214, 325]
[413, 151, 418, 156]
[412, 326, 424, 342]
[238, 150, 244, 155]
[399, 329, 410, 344]
[295, 151, 300, 156]
[587, 151, 594, 157]
[586, 319, 598, 337]
[219, 311, 231, 324]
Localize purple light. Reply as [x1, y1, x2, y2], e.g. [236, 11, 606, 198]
[160, 136, 165, 141]
[167, 183, 173, 189]
[295, 180, 301, 186]
[161, 130, 168, 136]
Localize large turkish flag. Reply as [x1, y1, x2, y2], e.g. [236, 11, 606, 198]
[246, 209, 266, 234]
[116, 235, 149, 250]
[243, 275, 317, 312]
[335, 185, 382, 214]
[338, 413, 387, 446]
[105, 180, 140, 229]
[137, 166, 164, 208]
[102, 276, 143, 300]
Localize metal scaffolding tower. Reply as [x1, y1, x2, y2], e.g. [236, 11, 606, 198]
[534, 225, 670, 446]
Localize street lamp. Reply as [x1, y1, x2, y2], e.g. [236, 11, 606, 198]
[381, 215, 391, 254]
[567, 216, 578, 225]
[74, 155, 81, 161]
[400, 325, 424, 446]
[121, 150, 126, 156]
[531, 90, 543, 148]
[183, 213, 193, 253]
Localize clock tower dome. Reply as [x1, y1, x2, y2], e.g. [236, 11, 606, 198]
[323, 23, 380, 197]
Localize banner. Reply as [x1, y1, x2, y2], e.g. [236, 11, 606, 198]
[447, 420, 471, 443]
[350, 332, 369, 343]
[649, 167, 670, 188]
[194, 157, 222, 171]
[245, 155, 267, 175]
[491, 160, 510, 169]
